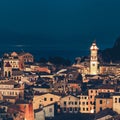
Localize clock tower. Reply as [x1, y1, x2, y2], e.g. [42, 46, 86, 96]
[90, 41, 99, 75]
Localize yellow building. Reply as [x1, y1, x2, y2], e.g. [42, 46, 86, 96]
[95, 93, 113, 113]
[33, 93, 61, 110]
[3, 52, 20, 77]
[88, 89, 98, 113]
[88, 86, 115, 113]
[3, 52, 20, 69]
[60, 95, 79, 113]
[18, 52, 34, 69]
[0, 80, 24, 99]
[112, 93, 120, 114]
[99, 64, 117, 75]
[79, 94, 89, 113]
[3, 62, 12, 77]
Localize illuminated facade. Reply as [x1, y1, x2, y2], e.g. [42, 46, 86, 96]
[90, 41, 99, 75]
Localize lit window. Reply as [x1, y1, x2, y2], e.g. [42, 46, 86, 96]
[106, 100, 109, 104]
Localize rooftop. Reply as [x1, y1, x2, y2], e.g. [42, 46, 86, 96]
[112, 92, 120, 96]
[95, 108, 117, 119]
[96, 93, 112, 99]
[0, 80, 18, 85]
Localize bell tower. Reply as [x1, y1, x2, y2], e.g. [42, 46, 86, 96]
[90, 41, 99, 75]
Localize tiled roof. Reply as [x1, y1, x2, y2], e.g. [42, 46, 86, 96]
[96, 93, 111, 98]
[95, 108, 117, 119]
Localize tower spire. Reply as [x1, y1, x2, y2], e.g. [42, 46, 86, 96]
[93, 39, 96, 43]
[90, 41, 99, 75]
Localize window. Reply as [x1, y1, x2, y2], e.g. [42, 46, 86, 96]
[74, 107, 77, 111]
[44, 98, 47, 101]
[100, 100, 102, 104]
[64, 101, 66, 106]
[49, 108, 52, 112]
[90, 96, 92, 98]
[69, 74, 73, 78]
[106, 100, 109, 104]
[75, 101, 77, 105]
[68, 101, 73, 105]
[115, 98, 117, 103]
[91, 90, 93, 93]
[64, 108, 66, 112]
[100, 107, 102, 111]
[86, 102, 88, 105]
[86, 108, 88, 111]
[83, 108, 85, 111]
[69, 107, 72, 111]
[82, 102, 85, 105]
[50, 98, 53, 101]
[119, 98, 120, 103]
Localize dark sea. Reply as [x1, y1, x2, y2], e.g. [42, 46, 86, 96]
[0, 45, 89, 62]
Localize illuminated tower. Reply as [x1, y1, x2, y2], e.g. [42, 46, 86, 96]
[90, 41, 99, 75]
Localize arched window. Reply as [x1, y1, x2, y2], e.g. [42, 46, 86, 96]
[5, 71, 7, 77]
[8, 71, 11, 77]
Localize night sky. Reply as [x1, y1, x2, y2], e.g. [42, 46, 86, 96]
[0, 0, 120, 51]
